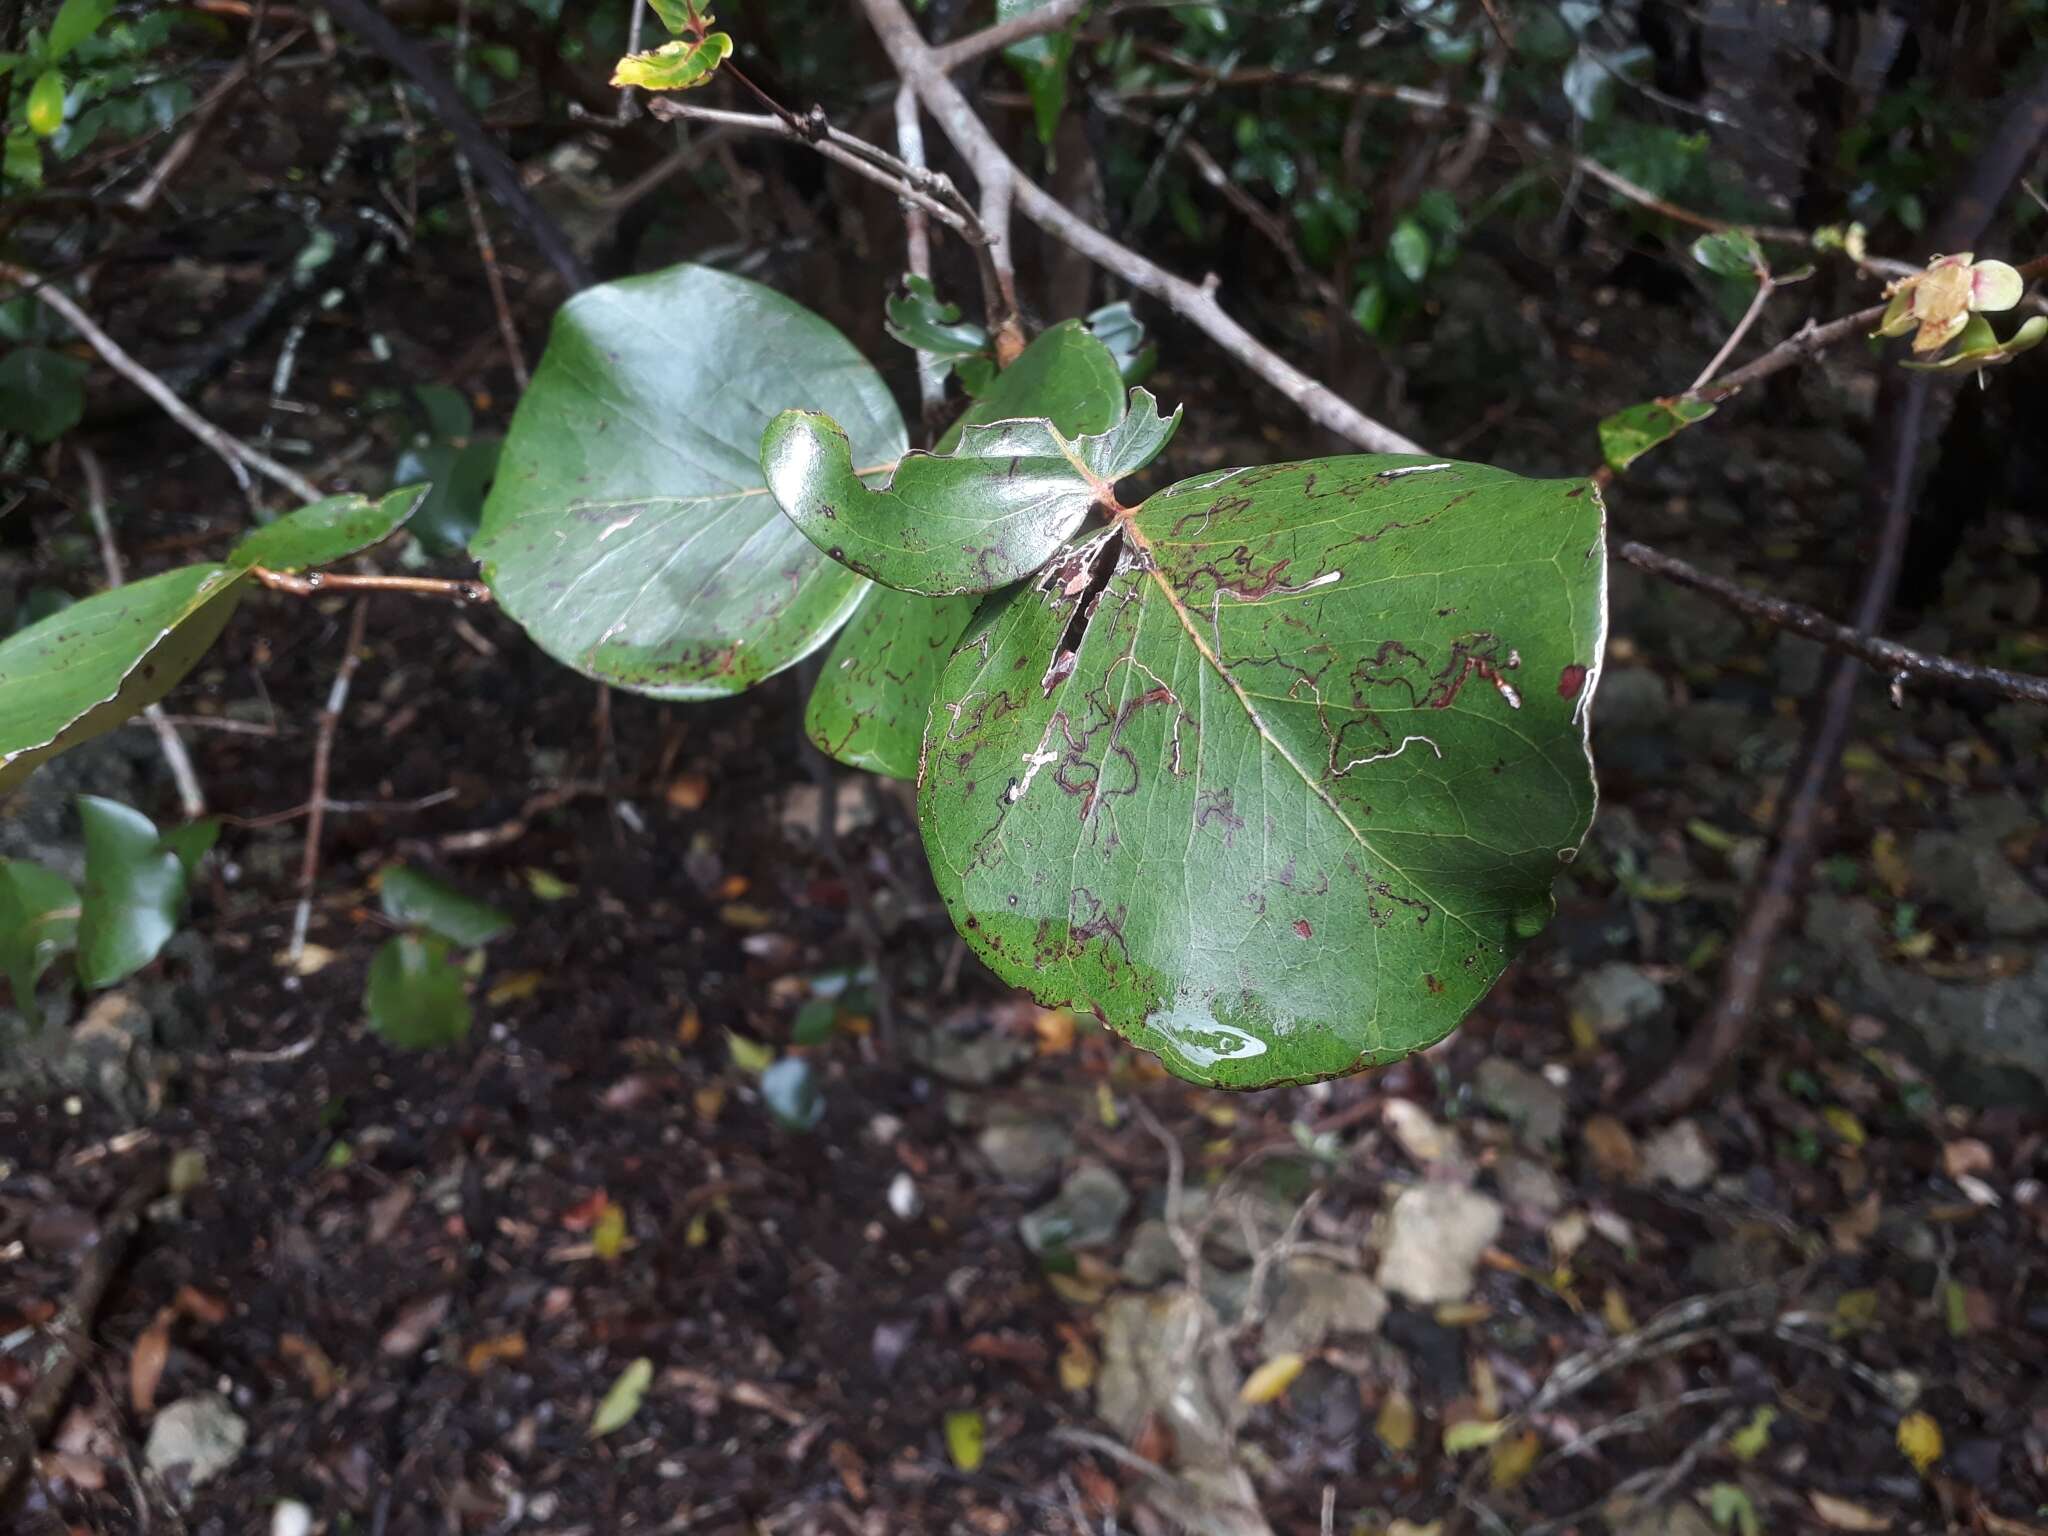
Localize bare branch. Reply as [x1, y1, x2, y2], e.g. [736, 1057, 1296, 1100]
[1615, 540, 2048, 706]
[861, 0, 1424, 454]
[930, 0, 1086, 70]
[0, 264, 323, 505]
[248, 567, 492, 603]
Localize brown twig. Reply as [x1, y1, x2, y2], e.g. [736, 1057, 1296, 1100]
[76, 448, 208, 820]
[0, 1160, 168, 1506]
[930, 0, 1086, 70]
[1613, 541, 2048, 706]
[247, 567, 492, 603]
[287, 600, 370, 966]
[0, 264, 323, 504]
[861, 0, 1425, 454]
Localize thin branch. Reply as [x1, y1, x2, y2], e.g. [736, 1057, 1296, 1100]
[1614, 541, 2048, 705]
[895, 83, 946, 432]
[126, 29, 305, 211]
[0, 264, 323, 504]
[247, 567, 492, 603]
[77, 448, 207, 819]
[456, 0, 529, 388]
[861, 0, 1425, 454]
[1688, 273, 1776, 393]
[288, 599, 370, 966]
[930, 0, 1087, 70]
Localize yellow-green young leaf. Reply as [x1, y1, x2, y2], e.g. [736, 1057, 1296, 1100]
[26, 71, 65, 137]
[1488, 1429, 1540, 1491]
[1728, 1405, 1776, 1462]
[1896, 1411, 1942, 1474]
[1375, 1388, 1417, 1452]
[593, 1201, 627, 1261]
[726, 1030, 775, 1075]
[1238, 1352, 1306, 1405]
[1709, 1482, 1762, 1536]
[589, 1357, 653, 1437]
[611, 32, 731, 91]
[944, 1409, 985, 1472]
[1443, 1419, 1508, 1454]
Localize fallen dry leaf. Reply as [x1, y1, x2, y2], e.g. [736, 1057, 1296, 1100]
[464, 1332, 528, 1374]
[1811, 1492, 1893, 1531]
[666, 772, 710, 810]
[1238, 1351, 1306, 1406]
[379, 1293, 451, 1358]
[1375, 1388, 1417, 1452]
[279, 1333, 339, 1399]
[1581, 1115, 1640, 1181]
[129, 1307, 174, 1415]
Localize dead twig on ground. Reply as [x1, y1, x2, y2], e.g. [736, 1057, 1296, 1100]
[248, 567, 492, 603]
[0, 1159, 168, 1506]
[0, 263, 323, 504]
[76, 448, 207, 819]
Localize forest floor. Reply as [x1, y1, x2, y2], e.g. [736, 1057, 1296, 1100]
[5, 66, 2048, 1536]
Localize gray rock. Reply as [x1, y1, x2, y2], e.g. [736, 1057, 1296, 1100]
[1494, 1154, 1566, 1217]
[1475, 1057, 1566, 1147]
[1021, 1161, 1130, 1255]
[1121, 1218, 1185, 1287]
[976, 1114, 1070, 1187]
[1906, 830, 2048, 937]
[1261, 1259, 1388, 1355]
[1641, 1119, 1717, 1191]
[906, 1024, 1031, 1087]
[146, 1394, 247, 1497]
[1804, 892, 2048, 1104]
[1570, 962, 1666, 1035]
[1374, 1185, 1502, 1304]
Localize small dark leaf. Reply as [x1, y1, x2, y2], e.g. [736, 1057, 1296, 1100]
[0, 860, 80, 1025]
[364, 932, 472, 1049]
[885, 274, 989, 359]
[377, 866, 512, 946]
[1597, 394, 1717, 472]
[394, 438, 500, 556]
[998, 0, 1080, 146]
[0, 346, 86, 443]
[228, 486, 428, 573]
[75, 796, 189, 990]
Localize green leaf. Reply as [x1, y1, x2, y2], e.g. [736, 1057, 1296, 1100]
[474, 263, 905, 699]
[802, 321, 1131, 776]
[1596, 394, 1717, 472]
[1351, 280, 1387, 335]
[1691, 230, 1765, 280]
[645, 0, 699, 35]
[75, 796, 189, 989]
[761, 1055, 825, 1131]
[0, 860, 80, 1026]
[611, 32, 731, 90]
[159, 819, 220, 878]
[762, 383, 1180, 595]
[25, 70, 65, 136]
[394, 438, 499, 556]
[228, 486, 428, 572]
[0, 562, 247, 793]
[1708, 1483, 1761, 1536]
[5, 130, 43, 189]
[1085, 301, 1156, 385]
[588, 1357, 653, 1437]
[885, 274, 989, 359]
[0, 345, 86, 443]
[377, 865, 512, 946]
[1443, 1419, 1508, 1454]
[944, 1408, 986, 1471]
[46, 0, 113, 61]
[999, 0, 1081, 146]
[364, 932, 472, 1048]
[1389, 219, 1432, 285]
[919, 456, 1605, 1088]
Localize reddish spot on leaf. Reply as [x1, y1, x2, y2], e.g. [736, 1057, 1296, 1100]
[1557, 664, 1587, 700]
[1293, 919, 1313, 939]
[1425, 973, 1444, 995]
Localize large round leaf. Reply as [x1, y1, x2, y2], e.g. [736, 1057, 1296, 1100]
[473, 264, 907, 698]
[0, 563, 245, 793]
[803, 321, 1130, 778]
[919, 457, 1606, 1088]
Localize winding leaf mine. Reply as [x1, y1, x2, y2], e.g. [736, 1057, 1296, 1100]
[918, 454, 1606, 1088]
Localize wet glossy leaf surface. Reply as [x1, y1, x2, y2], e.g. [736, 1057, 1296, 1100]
[76, 796, 192, 989]
[802, 324, 1132, 776]
[920, 456, 1605, 1088]
[228, 486, 428, 572]
[378, 865, 513, 947]
[0, 562, 246, 792]
[474, 264, 905, 698]
[763, 379, 1179, 596]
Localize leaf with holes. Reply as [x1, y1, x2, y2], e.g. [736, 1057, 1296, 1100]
[473, 264, 906, 698]
[803, 321, 1132, 777]
[762, 382, 1179, 596]
[612, 32, 732, 91]
[0, 563, 246, 793]
[229, 486, 429, 572]
[1597, 394, 1716, 472]
[919, 456, 1605, 1088]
